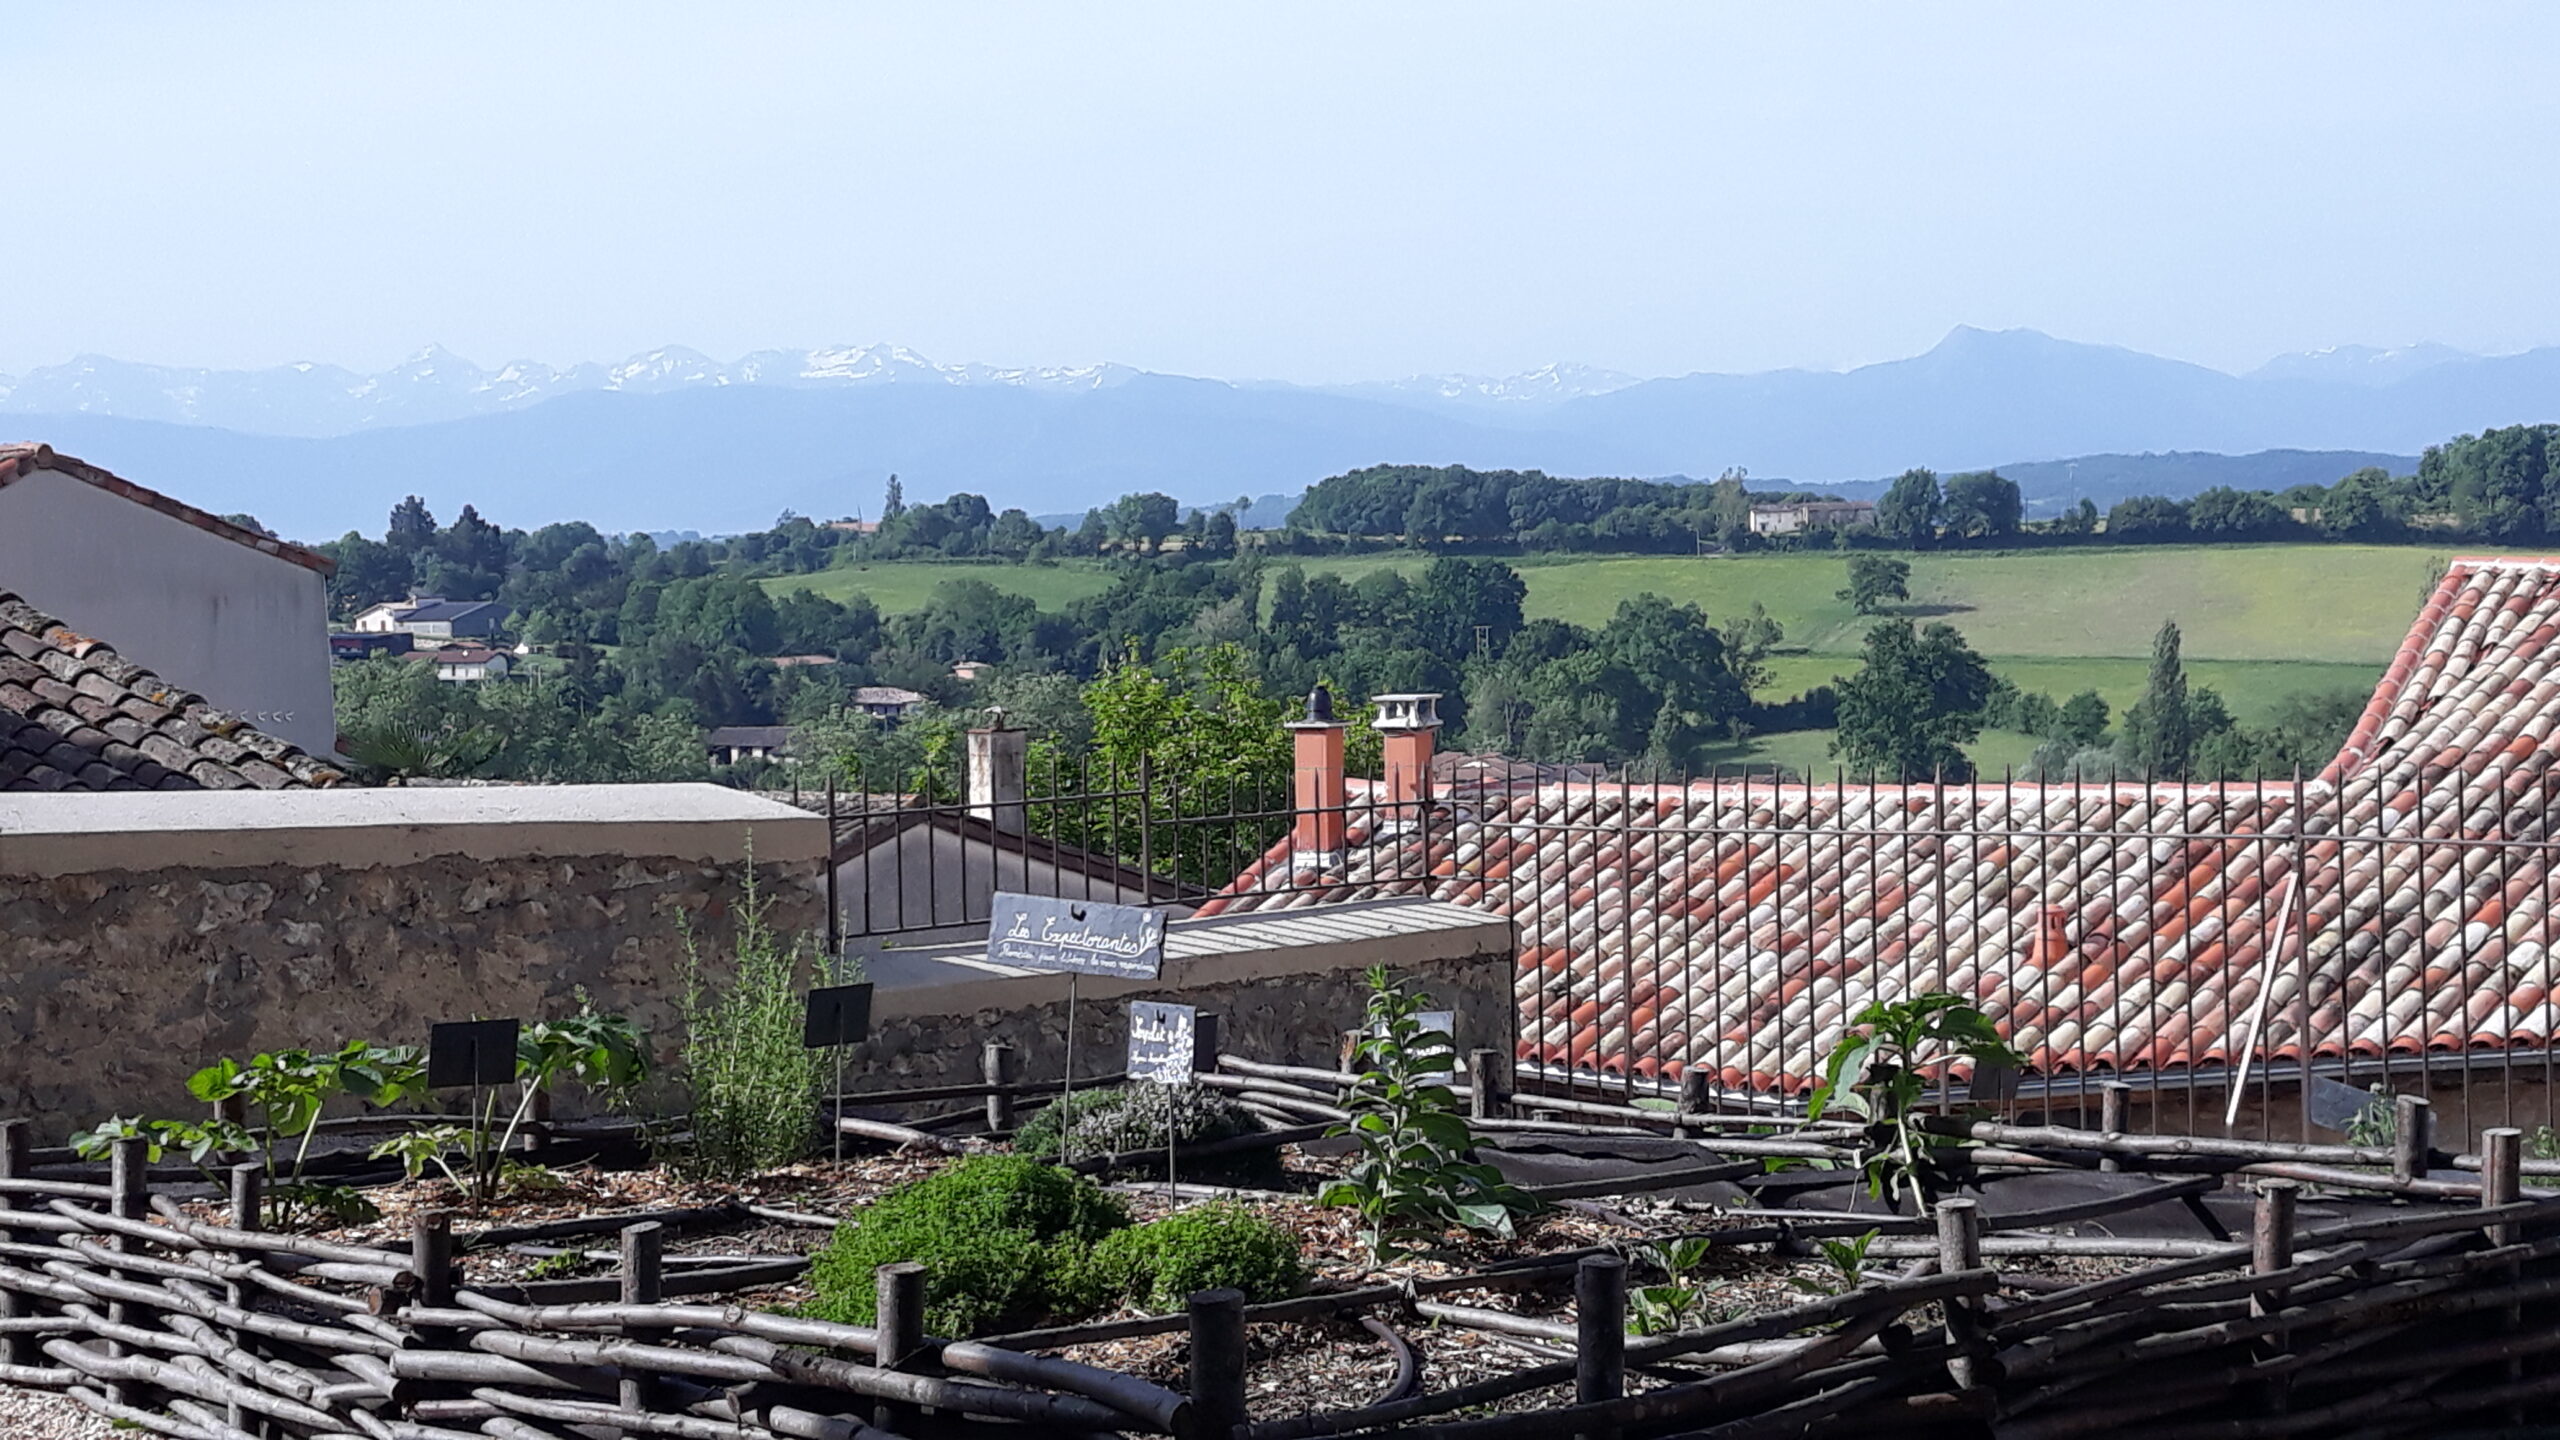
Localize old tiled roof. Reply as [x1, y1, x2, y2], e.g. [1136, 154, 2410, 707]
[0, 591, 348, 791]
[0, 443, 336, 576]
[1199, 557, 2560, 1094]
[707, 725, 795, 749]
[851, 686, 928, 707]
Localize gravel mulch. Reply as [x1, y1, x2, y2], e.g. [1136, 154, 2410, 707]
[0, 1386, 115, 1440]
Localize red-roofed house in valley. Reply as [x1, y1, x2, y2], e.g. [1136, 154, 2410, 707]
[0, 444, 339, 756]
[1196, 558, 2560, 1141]
[402, 645, 509, 682]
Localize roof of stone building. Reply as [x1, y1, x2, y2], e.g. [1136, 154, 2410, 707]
[0, 591, 349, 791]
[0, 443, 336, 576]
[1198, 556, 2560, 1094]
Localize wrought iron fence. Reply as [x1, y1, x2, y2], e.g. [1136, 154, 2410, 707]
[787, 754, 2560, 1151]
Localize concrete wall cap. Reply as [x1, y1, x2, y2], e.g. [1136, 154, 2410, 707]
[0, 782, 829, 875]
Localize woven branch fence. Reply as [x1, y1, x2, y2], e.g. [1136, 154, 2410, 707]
[9, 1057, 2560, 1440]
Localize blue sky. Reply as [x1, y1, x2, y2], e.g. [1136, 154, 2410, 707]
[4, 3, 2556, 382]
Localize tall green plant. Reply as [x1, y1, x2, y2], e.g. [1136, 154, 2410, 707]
[1320, 967, 1537, 1260]
[677, 866, 823, 1179]
[1807, 993, 2020, 1213]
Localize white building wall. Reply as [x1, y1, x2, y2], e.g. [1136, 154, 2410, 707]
[0, 467, 338, 755]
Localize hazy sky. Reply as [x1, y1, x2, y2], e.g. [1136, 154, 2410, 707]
[5, 3, 2557, 382]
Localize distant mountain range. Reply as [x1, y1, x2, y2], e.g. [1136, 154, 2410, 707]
[0, 327, 2547, 538]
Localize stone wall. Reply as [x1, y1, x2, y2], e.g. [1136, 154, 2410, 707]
[0, 785, 827, 1137]
[850, 900, 1516, 1091]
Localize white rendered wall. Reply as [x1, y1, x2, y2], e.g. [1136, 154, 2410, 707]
[0, 467, 338, 754]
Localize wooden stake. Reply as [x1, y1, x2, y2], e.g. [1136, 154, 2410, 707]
[1935, 1198, 1984, 1391]
[2100, 1083, 2131, 1173]
[620, 1222, 664, 1419]
[2393, 1095, 2431, 1182]
[1472, 1049, 1508, 1122]
[983, 1042, 1019, 1133]
[226, 1161, 265, 1435]
[2252, 1178, 2299, 1413]
[1575, 1255, 1628, 1419]
[106, 1136, 149, 1408]
[875, 1261, 927, 1432]
[2483, 1127, 2523, 1246]
[1188, 1287, 1249, 1440]
[0, 1119, 24, 1368]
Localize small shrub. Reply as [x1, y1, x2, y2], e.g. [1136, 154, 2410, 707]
[1085, 1204, 1305, 1311]
[677, 864, 823, 1179]
[807, 1157, 1128, 1336]
[1014, 1084, 1277, 1184]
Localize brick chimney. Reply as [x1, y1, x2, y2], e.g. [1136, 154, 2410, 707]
[1285, 686, 1348, 862]
[1373, 693, 1442, 809]
[967, 706, 1027, 837]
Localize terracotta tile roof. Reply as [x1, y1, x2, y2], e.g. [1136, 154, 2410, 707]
[0, 590, 348, 791]
[0, 443, 336, 576]
[1198, 558, 2560, 1094]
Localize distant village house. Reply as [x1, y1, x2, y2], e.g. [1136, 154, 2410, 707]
[404, 645, 509, 682]
[851, 686, 929, 720]
[1746, 499, 1877, 536]
[352, 596, 504, 649]
[706, 725, 795, 766]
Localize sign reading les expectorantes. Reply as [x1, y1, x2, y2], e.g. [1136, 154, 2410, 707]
[988, 893, 1167, 980]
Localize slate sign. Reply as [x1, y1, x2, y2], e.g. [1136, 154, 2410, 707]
[1129, 1002, 1217, 1085]
[2309, 1076, 2386, 1133]
[803, 983, 875, 1049]
[988, 893, 1167, 980]
[428, 1019, 520, 1089]
[1965, 1059, 2021, 1104]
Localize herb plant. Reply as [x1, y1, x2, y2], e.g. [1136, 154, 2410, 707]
[677, 865, 825, 1179]
[1807, 993, 2021, 1212]
[1319, 967, 1539, 1261]
[1788, 1229, 1881, 1295]
[1627, 1236, 1717, 1336]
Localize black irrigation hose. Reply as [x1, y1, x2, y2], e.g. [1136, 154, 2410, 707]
[1361, 1315, 1422, 1407]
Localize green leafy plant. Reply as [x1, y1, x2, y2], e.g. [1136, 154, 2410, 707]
[1807, 994, 2020, 1212]
[1319, 967, 1539, 1261]
[1627, 1235, 1717, 1336]
[1789, 1229, 1881, 1295]
[806, 1156, 1130, 1336]
[1014, 1084, 1277, 1185]
[677, 864, 825, 1180]
[1077, 1203, 1305, 1312]
[372, 1006, 648, 1201]
[524, 1249, 596, 1282]
[2530, 1126, 2560, 1163]
[77, 1040, 427, 1229]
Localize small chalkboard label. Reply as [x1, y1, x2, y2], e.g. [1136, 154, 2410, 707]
[428, 1019, 520, 1089]
[1966, 1059, 2021, 1103]
[803, 983, 875, 1049]
[1129, 1002, 1217, 1085]
[2309, 1076, 2385, 1133]
[989, 893, 1167, 980]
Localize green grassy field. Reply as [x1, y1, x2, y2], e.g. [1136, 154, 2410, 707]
[1297, 544, 2452, 665]
[758, 561, 1119, 613]
[1754, 653, 2385, 725]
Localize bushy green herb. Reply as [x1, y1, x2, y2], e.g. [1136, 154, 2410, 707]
[1014, 1084, 1275, 1184]
[677, 864, 823, 1179]
[1807, 994, 2020, 1211]
[1081, 1203, 1304, 1311]
[1319, 967, 1539, 1261]
[806, 1157, 1129, 1336]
